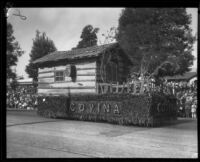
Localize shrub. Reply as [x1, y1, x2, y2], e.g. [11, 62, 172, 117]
[37, 93, 177, 127]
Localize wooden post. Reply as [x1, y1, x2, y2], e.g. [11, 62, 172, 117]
[151, 82, 154, 92]
[140, 80, 144, 94]
[151, 82, 153, 92]
[146, 82, 149, 93]
[119, 83, 122, 93]
[127, 83, 130, 93]
[116, 82, 119, 93]
[110, 83, 113, 93]
[172, 83, 175, 95]
[100, 83, 104, 94]
[104, 84, 108, 94]
[120, 82, 125, 93]
[96, 83, 99, 94]
[133, 81, 136, 94]
[101, 84, 103, 94]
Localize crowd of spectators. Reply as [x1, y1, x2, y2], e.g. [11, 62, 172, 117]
[164, 81, 197, 119]
[7, 79, 197, 119]
[142, 78, 197, 119]
[7, 86, 38, 110]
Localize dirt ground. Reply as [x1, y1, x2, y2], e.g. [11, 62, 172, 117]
[6, 110, 198, 158]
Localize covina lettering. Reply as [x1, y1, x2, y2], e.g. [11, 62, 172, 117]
[69, 102, 120, 114]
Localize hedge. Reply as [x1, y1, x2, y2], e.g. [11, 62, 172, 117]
[37, 93, 177, 127]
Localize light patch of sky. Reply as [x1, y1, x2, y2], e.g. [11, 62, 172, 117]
[186, 8, 198, 72]
[7, 8, 197, 78]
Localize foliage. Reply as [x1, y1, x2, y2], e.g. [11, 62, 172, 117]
[37, 93, 177, 127]
[117, 8, 195, 78]
[10, 79, 18, 90]
[7, 22, 24, 80]
[98, 27, 117, 45]
[73, 25, 99, 49]
[150, 92, 177, 121]
[26, 30, 57, 81]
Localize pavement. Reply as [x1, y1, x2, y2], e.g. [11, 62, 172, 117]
[6, 110, 198, 158]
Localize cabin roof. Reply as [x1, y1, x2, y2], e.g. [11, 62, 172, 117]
[33, 43, 130, 64]
[164, 72, 197, 81]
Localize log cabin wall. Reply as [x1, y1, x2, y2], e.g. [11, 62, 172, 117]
[96, 50, 130, 84]
[96, 58, 102, 83]
[117, 54, 126, 83]
[115, 47, 132, 83]
[35, 43, 133, 95]
[37, 61, 97, 95]
[119, 56, 131, 83]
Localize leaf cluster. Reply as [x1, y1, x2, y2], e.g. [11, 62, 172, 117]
[26, 30, 57, 80]
[117, 8, 195, 78]
[7, 23, 24, 80]
[74, 25, 99, 49]
[37, 93, 177, 127]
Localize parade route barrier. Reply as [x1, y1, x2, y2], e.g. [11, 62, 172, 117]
[37, 93, 177, 127]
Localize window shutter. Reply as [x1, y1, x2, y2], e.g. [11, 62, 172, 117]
[70, 65, 77, 82]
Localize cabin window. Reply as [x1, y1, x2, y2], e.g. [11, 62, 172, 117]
[55, 71, 65, 82]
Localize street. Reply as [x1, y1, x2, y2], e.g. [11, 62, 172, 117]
[7, 110, 198, 158]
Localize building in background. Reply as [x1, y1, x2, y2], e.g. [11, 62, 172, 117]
[165, 72, 197, 84]
[16, 78, 37, 93]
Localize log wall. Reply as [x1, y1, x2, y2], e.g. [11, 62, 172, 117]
[96, 53, 128, 84]
[37, 62, 97, 95]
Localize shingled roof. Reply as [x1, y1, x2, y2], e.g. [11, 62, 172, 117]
[165, 72, 197, 81]
[33, 43, 119, 64]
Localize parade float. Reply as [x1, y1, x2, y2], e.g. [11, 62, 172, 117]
[33, 43, 177, 127]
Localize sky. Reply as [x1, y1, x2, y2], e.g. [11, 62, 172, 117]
[7, 8, 198, 79]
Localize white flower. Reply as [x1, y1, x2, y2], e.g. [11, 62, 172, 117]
[43, 98, 45, 102]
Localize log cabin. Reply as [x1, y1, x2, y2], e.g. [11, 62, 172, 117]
[33, 43, 133, 95]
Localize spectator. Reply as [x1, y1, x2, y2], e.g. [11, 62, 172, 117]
[185, 96, 192, 118]
[180, 95, 186, 117]
[6, 85, 37, 110]
[191, 103, 197, 119]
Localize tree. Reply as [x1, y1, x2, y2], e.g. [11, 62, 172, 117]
[98, 27, 120, 83]
[73, 25, 99, 49]
[26, 30, 57, 81]
[117, 8, 195, 79]
[7, 22, 24, 80]
[98, 27, 117, 45]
